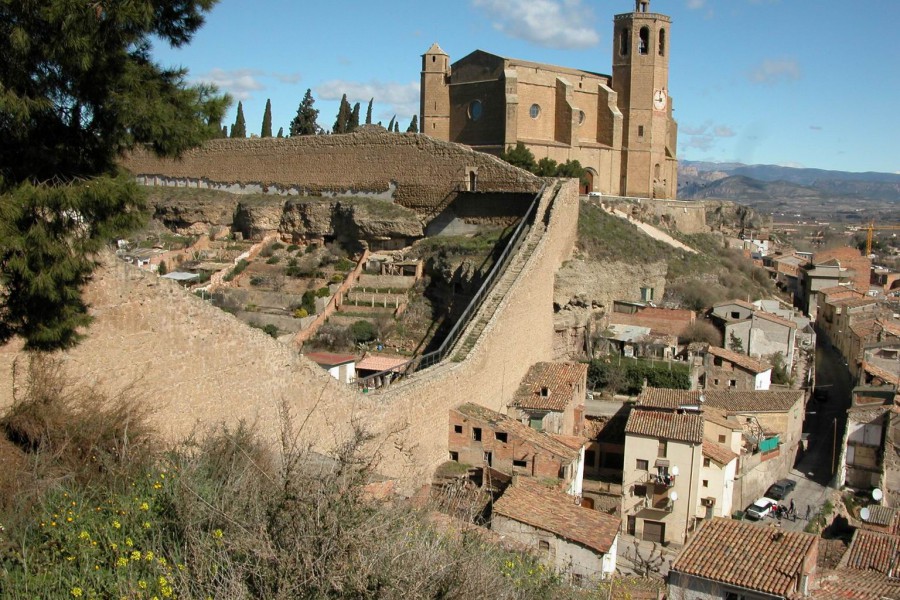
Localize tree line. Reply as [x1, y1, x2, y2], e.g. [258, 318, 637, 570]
[224, 90, 419, 138]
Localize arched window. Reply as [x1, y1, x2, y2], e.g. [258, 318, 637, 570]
[639, 27, 650, 55]
[654, 163, 661, 179]
[468, 100, 483, 121]
[659, 28, 666, 56]
[529, 104, 541, 119]
[620, 28, 630, 56]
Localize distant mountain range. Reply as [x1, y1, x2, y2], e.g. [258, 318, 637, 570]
[678, 161, 900, 205]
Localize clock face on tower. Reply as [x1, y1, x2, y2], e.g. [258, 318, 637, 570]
[653, 89, 668, 111]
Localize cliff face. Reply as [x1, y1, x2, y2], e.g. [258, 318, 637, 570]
[704, 199, 770, 232]
[149, 188, 236, 233]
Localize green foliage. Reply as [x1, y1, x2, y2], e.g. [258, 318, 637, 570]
[286, 244, 299, 253]
[276, 126, 284, 138]
[771, 351, 792, 385]
[577, 201, 670, 263]
[222, 259, 248, 282]
[300, 290, 317, 314]
[365, 98, 373, 125]
[393, 121, 400, 133]
[0, 0, 227, 351]
[230, 101, 246, 138]
[157, 260, 168, 276]
[333, 94, 352, 134]
[315, 286, 331, 298]
[407, 115, 418, 133]
[265, 255, 280, 264]
[350, 320, 377, 343]
[588, 357, 690, 395]
[261, 323, 278, 338]
[292, 307, 308, 318]
[349, 102, 360, 132]
[499, 142, 537, 172]
[261, 98, 273, 138]
[334, 257, 356, 272]
[270, 242, 285, 251]
[729, 331, 744, 353]
[387, 115, 396, 132]
[289, 89, 319, 136]
[249, 276, 265, 286]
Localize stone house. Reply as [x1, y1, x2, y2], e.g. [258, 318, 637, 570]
[723, 310, 797, 372]
[701, 345, 772, 391]
[303, 351, 356, 384]
[809, 284, 863, 324]
[668, 517, 818, 600]
[710, 299, 756, 325]
[621, 408, 704, 546]
[448, 403, 584, 496]
[508, 361, 587, 436]
[637, 388, 806, 506]
[491, 477, 620, 583]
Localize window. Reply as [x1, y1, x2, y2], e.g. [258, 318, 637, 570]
[539, 540, 550, 552]
[636, 459, 649, 470]
[529, 103, 541, 119]
[703, 458, 711, 467]
[468, 100, 483, 121]
[473, 427, 482, 441]
[513, 459, 527, 468]
[483, 451, 492, 466]
[702, 479, 709, 488]
[540, 386, 550, 397]
[639, 27, 650, 55]
[454, 424, 463, 434]
[713, 379, 720, 386]
[576, 110, 585, 126]
[714, 357, 724, 367]
[529, 417, 543, 431]
[638, 125, 644, 138]
[585, 449, 597, 467]
[730, 311, 740, 319]
[658, 440, 667, 458]
[729, 379, 737, 387]
[659, 28, 666, 56]
[449, 451, 459, 461]
[620, 28, 630, 56]
[634, 484, 648, 497]
[495, 431, 508, 443]
[718, 434, 726, 444]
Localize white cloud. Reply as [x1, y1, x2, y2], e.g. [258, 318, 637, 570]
[713, 125, 735, 137]
[472, 0, 599, 49]
[686, 0, 706, 9]
[194, 68, 265, 101]
[809, 125, 822, 131]
[748, 58, 801, 85]
[274, 72, 302, 84]
[681, 121, 736, 151]
[316, 80, 421, 121]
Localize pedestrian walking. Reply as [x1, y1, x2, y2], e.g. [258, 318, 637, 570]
[805, 504, 811, 520]
[790, 499, 795, 514]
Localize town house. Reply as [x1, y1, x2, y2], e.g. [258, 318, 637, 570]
[508, 361, 587, 436]
[701, 345, 772, 391]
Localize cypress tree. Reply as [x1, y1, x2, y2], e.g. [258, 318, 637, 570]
[349, 102, 360, 132]
[387, 115, 395, 132]
[290, 89, 320, 136]
[333, 94, 351, 134]
[231, 101, 247, 138]
[261, 99, 273, 137]
[365, 98, 373, 125]
[393, 121, 399, 133]
[0, 0, 228, 350]
[221, 125, 228, 138]
[276, 127, 284, 138]
[406, 115, 418, 133]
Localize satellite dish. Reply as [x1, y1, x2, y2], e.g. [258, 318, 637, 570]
[860, 507, 871, 522]
[670, 491, 678, 502]
[671, 466, 680, 477]
[873, 488, 883, 501]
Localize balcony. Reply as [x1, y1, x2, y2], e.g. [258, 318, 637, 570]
[649, 473, 675, 489]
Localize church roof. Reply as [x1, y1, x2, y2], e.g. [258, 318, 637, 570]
[423, 42, 447, 56]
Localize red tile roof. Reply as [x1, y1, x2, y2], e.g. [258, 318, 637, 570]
[850, 319, 880, 339]
[841, 529, 900, 574]
[454, 403, 579, 462]
[492, 477, 619, 554]
[625, 409, 704, 445]
[753, 310, 798, 329]
[637, 388, 803, 413]
[831, 296, 878, 309]
[512, 362, 587, 412]
[303, 352, 356, 366]
[671, 518, 817, 598]
[356, 354, 408, 372]
[708, 346, 771, 374]
[702, 440, 738, 465]
[815, 567, 900, 600]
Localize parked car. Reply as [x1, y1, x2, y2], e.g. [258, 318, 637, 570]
[746, 497, 777, 520]
[587, 191, 603, 198]
[766, 479, 797, 500]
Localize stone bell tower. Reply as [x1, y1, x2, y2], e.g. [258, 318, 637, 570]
[612, 0, 677, 198]
[420, 43, 451, 141]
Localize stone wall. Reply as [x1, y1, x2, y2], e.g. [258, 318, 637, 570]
[0, 179, 580, 490]
[122, 129, 542, 214]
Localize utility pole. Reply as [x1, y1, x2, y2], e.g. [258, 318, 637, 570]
[831, 417, 837, 477]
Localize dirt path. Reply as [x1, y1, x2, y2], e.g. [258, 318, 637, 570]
[602, 204, 697, 254]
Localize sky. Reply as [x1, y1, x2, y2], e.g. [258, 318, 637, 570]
[151, 0, 900, 175]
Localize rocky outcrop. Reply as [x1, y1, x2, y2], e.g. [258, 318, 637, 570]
[149, 188, 236, 234]
[554, 258, 667, 315]
[704, 199, 769, 232]
[233, 196, 425, 245]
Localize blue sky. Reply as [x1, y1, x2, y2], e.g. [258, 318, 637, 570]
[152, 0, 900, 174]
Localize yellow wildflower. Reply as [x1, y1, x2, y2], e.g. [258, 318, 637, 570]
[70, 587, 83, 597]
[144, 550, 154, 561]
[131, 551, 142, 561]
[212, 529, 223, 539]
[116, 557, 128, 568]
[79, 530, 90, 540]
[125, 537, 133, 547]
[138, 580, 147, 589]
[143, 521, 151, 529]
[110, 543, 118, 550]
[112, 520, 121, 529]
[139, 502, 149, 511]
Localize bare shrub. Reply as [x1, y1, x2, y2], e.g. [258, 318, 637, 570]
[680, 320, 722, 346]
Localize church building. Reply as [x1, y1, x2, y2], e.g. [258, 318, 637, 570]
[420, 0, 677, 199]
